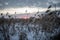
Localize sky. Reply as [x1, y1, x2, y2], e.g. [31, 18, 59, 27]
[0, 0, 60, 14]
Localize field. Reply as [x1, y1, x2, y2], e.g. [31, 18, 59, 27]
[0, 10, 60, 40]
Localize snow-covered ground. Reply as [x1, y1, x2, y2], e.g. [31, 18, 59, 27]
[0, 22, 60, 40]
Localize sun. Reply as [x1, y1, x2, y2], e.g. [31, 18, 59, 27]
[22, 16, 29, 19]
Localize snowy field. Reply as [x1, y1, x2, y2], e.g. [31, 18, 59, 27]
[0, 22, 60, 40]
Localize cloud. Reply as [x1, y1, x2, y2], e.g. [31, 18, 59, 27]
[57, 3, 60, 7]
[0, 3, 3, 6]
[0, 0, 60, 9]
[5, 2, 8, 5]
